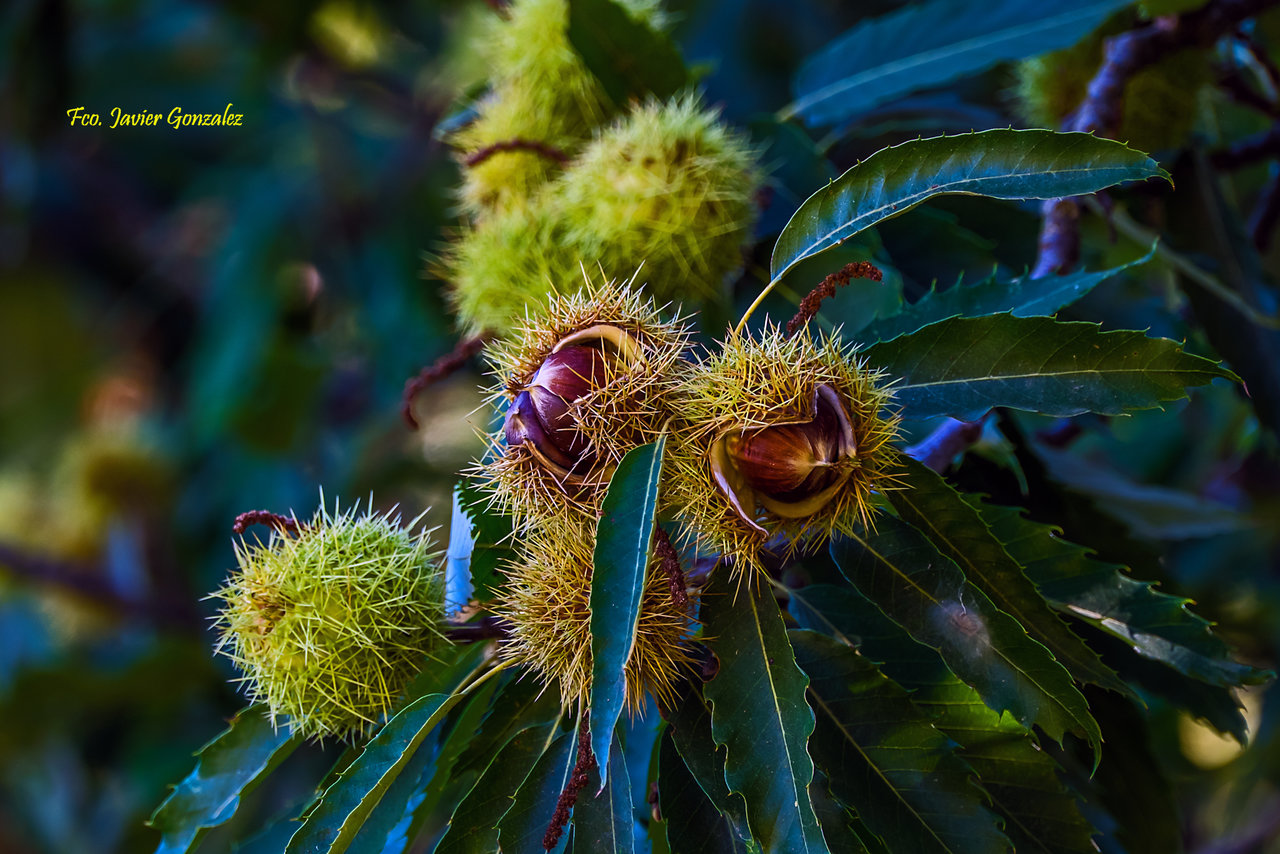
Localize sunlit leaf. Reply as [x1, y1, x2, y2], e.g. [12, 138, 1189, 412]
[771, 130, 1166, 282]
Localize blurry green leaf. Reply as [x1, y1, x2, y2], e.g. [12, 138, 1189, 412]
[829, 516, 1101, 751]
[786, 0, 1131, 126]
[572, 731, 634, 854]
[791, 584, 1098, 854]
[791, 630, 1010, 854]
[858, 247, 1155, 344]
[149, 706, 301, 854]
[977, 501, 1268, 688]
[454, 480, 516, 600]
[1033, 445, 1251, 540]
[285, 691, 469, 854]
[498, 728, 577, 854]
[659, 730, 749, 854]
[701, 573, 828, 854]
[436, 723, 559, 854]
[567, 0, 688, 106]
[890, 456, 1130, 696]
[864, 315, 1235, 421]
[771, 130, 1167, 282]
[591, 437, 665, 783]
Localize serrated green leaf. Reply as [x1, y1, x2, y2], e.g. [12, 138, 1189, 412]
[858, 247, 1155, 345]
[786, 0, 1131, 126]
[864, 315, 1234, 421]
[286, 690, 473, 854]
[498, 728, 577, 854]
[771, 130, 1166, 282]
[807, 775, 873, 854]
[659, 729, 749, 854]
[450, 673, 565, 787]
[665, 681, 750, 840]
[567, 0, 687, 107]
[149, 705, 300, 854]
[701, 573, 828, 854]
[791, 630, 1010, 854]
[976, 500, 1268, 688]
[790, 584, 1098, 854]
[453, 480, 515, 601]
[436, 723, 559, 854]
[573, 731, 634, 854]
[591, 437, 666, 784]
[890, 456, 1130, 697]
[829, 517, 1101, 751]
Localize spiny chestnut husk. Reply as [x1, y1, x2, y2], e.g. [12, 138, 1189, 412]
[211, 500, 448, 740]
[496, 524, 695, 710]
[667, 324, 900, 572]
[476, 278, 692, 532]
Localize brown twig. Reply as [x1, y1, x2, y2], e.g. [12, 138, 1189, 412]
[1033, 0, 1280, 278]
[653, 528, 689, 612]
[543, 715, 597, 851]
[1211, 123, 1280, 169]
[463, 138, 570, 169]
[786, 261, 883, 336]
[231, 511, 300, 537]
[401, 334, 491, 429]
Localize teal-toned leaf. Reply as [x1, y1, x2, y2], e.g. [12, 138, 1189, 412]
[786, 0, 1130, 126]
[791, 629, 1010, 854]
[450, 674, 565, 787]
[665, 682, 750, 840]
[286, 691, 470, 854]
[771, 130, 1166, 282]
[454, 480, 515, 600]
[498, 729, 577, 854]
[1033, 445, 1250, 540]
[436, 723, 559, 854]
[977, 501, 1268, 688]
[857, 247, 1156, 345]
[567, 0, 688, 107]
[591, 438, 666, 782]
[659, 730, 749, 854]
[890, 456, 1130, 696]
[807, 775, 874, 854]
[573, 731, 634, 854]
[864, 315, 1235, 421]
[701, 572, 828, 854]
[791, 584, 1097, 854]
[149, 706, 300, 854]
[829, 516, 1101, 750]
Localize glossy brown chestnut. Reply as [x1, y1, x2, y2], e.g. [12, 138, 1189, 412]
[503, 344, 612, 475]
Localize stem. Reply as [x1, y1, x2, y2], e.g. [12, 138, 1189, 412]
[734, 275, 782, 336]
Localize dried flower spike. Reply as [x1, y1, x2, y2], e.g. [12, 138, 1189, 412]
[212, 499, 448, 740]
[496, 524, 694, 710]
[667, 324, 900, 572]
[476, 277, 692, 532]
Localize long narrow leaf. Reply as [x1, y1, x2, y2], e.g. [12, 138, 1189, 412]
[771, 130, 1166, 282]
[787, 0, 1130, 126]
[591, 437, 666, 782]
[864, 315, 1234, 420]
[572, 731, 634, 854]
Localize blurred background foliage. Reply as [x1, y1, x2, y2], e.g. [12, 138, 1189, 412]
[1, 0, 1279, 852]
